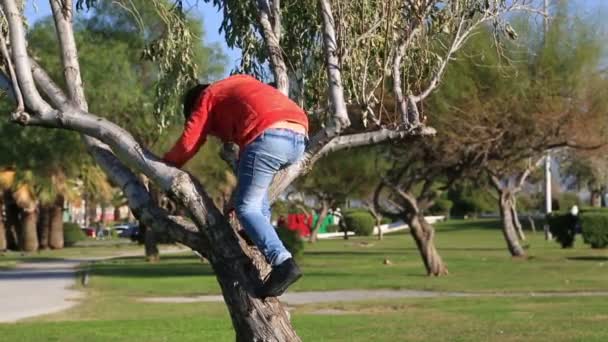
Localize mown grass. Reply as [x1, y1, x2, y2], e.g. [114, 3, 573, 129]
[1, 219, 607, 341]
[79, 219, 608, 296]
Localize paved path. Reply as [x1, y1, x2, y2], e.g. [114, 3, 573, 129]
[0, 247, 188, 323]
[4, 249, 608, 323]
[140, 289, 608, 306]
[0, 260, 84, 323]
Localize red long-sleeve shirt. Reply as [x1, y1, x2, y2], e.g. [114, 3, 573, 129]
[163, 75, 309, 167]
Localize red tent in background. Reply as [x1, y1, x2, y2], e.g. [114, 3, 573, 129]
[283, 213, 312, 237]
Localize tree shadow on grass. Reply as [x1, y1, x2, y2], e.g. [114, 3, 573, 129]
[305, 249, 407, 257]
[567, 256, 608, 262]
[0, 269, 77, 280]
[436, 219, 502, 232]
[92, 262, 215, 278]
[91, 255, 214, 278]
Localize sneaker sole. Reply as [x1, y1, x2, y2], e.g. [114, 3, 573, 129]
[264, 272, 302, 298]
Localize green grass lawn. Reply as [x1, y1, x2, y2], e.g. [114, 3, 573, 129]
[1, 219, 607, 341]
[0, 239, 145, 266]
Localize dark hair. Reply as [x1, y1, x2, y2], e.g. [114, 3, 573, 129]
[183, 84, 209, 121]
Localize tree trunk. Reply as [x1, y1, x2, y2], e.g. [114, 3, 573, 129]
[37, 204, 51, 250]
[19, 207, 39, 252]
[4, 191, 19, 250]
[527, 215, 537, 234]
[590, 190, 602, 207]
[308, 200, 329, 243]
[498, 191, 526, 257]
[511, 201, 526, 241]
[144, 224, 160, 262]
[406, 212, 448, 276]
[49, 195, 64, 249]
[0, 195, 6, 252]
[139, 174, 160, 261]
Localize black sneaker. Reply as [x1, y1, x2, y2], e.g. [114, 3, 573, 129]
[259, 258, 302, 298]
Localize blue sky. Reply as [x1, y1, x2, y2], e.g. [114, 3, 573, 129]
[24, 0, 605, 76]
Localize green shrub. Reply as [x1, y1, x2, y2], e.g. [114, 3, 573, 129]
[546, 212, 577, 248]
[580, 214, 608, 249]
[64, 223, 86, 247]
[428, 198, 453, 217]
[517, 193, 543, 213]
[580, 207, 608, 214]
[448, 184, 496, 217]
[276, 226, 304, 260]
[380, 217, 392, 225]
[344, 212, 375, 236]
[557, 193, 580, 212]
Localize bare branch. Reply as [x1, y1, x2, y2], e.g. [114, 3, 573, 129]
[256, 0, 288, 94]
[49, 0, 87, 109]
[30, 58, 69, 108]
[270, 0, 281, 39]
[319, 0, 350, 132]
[393, 26, 421, 125]
[1, 0, 53, 115]
[29, 62, 202, 250]
[0, 27, 23, 111]
[267, 125, 436, 201]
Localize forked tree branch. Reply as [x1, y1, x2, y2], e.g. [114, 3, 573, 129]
[2, 2, 299, 338]
[319, 0, 350, 132]
[256, 0, 288, 94]
[31, 56, 203, 250]
[0, 28, 23, 111]
[49, 0, 87, 110]
[2, 0, 53, 115]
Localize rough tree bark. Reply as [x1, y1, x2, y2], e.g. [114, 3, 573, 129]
[38, 204, 51, 249]
[406, 211, 448, 276]
[139, 174, 159, 262]
[590, 190, 602, 207]
[308, 199, 329, 243]
[487, 162, 539, 258]
[498, 191, 527, 257]
[511, 200, 526, 241]
[19, 206, 39, 252]
[49, 195, 64, 249]
[0, 194, 6, 251]
[4, 191, 19, 250]
[397, 190, 448, 276]
[527, 214, 537, 233]
[364, 203, 383, 240]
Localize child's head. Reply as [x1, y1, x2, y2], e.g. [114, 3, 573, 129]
[182, 83, 210, 122]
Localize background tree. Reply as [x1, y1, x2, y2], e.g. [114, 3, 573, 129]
[295, 147, 388, 242]
[429, 6, 608, 257]
[561, 149, 608, 207]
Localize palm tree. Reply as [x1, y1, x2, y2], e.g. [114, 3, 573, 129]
[0, 168, 15, 251]
[13, 173, 39, 252]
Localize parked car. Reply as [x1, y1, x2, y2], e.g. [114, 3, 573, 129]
[115, 223, 140, 239]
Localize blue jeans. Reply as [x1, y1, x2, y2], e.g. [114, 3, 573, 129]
[235, 128, 306, 266]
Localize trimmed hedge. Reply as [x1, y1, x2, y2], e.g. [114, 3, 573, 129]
[580, 214, 608, 249]
[429, 198, 453, 216]
[64, 223, 86, 247]
[276, 226, 304, 260]
[546, 212, 577, 248]
[344, 212, 375, 236]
